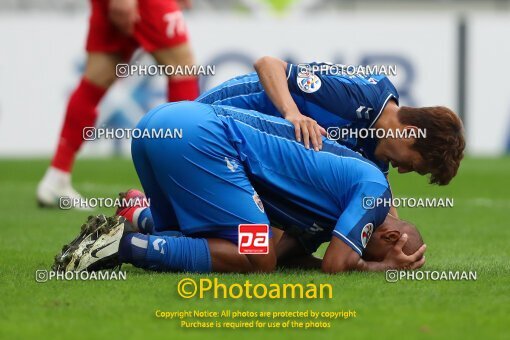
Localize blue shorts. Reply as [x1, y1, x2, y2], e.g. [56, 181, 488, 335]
[131, 101, 270, 244]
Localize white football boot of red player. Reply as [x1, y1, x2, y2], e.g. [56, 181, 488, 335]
[36, 166, 91, 210]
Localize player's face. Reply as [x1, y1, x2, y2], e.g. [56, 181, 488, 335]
[376, 138, 427, 175]
[388, 147, 425, 174]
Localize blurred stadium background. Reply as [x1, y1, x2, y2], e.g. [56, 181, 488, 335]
[1, 0, 509, 159]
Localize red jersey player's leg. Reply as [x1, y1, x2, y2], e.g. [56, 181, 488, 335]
[134, 0, 199, 102]
[37, 0, 138, 208]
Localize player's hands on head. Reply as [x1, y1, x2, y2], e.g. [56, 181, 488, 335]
[383, 233, 426, 270]
[109, 0, 141, 35]
[286, 111, 326, 151]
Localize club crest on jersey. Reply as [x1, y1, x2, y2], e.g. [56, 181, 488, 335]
[297, 73, 321, 93]
[225, 157, 239, 172]
[252, 192, 264, 213]
[361, 223, 374, 248]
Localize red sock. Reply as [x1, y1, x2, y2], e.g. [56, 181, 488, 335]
[51, 78, 107, 172]
[167, 76, 199, 102]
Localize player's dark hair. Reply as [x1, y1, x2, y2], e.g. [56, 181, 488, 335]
[397, 106, 465, 185]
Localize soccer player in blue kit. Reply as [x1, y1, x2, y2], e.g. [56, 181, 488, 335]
[197, 56, 465, 189]
[60, 101, 426, 274]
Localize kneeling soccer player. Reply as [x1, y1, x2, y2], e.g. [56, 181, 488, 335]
[55, 102, 425, 273]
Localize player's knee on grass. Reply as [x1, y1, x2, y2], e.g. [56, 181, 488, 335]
[245, 238, 277, 273]
[247, 252, 277, 273]
[363, 215, 424, 262]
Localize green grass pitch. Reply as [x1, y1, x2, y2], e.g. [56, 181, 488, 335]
[0, 157, 509, 339]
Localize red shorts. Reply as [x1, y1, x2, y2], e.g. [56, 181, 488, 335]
[86, 0, 189, 60]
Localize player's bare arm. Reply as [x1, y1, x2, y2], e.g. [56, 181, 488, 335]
[275, 214, 425, 273]
[322, 235, 426, 274]
[254, 56, 326, 151]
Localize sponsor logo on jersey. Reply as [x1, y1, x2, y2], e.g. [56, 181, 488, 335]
[297, 74, 322, 93]
[361, 223, 374, 248]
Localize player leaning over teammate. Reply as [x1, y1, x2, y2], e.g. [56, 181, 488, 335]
[37, 0, 198, 208]
[54, 102, 426, 274]
[197, 56, 466, 194]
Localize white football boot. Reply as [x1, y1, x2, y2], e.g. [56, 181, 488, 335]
[53, 215, 125, 272]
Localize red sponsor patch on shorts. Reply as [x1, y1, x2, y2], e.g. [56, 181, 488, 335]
[238, 224, 269, 254]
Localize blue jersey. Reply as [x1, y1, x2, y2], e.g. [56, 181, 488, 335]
[213, 105, 391, 255]
[133, 102, 391, 256]
[197, 62, 400, 174]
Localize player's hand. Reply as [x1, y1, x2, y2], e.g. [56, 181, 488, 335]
[285, 111, 326, 151]
[383, 233, 426, 270]
[177, 0, 193, 9]
[109, 0, 140, 35]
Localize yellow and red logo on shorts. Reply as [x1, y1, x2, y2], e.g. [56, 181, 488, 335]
[238, 224, 269, 254]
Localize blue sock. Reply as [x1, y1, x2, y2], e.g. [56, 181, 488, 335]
[135, 207, 155, 234]
[119, 233, 149, 267]
[144, 235, 212, 273]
